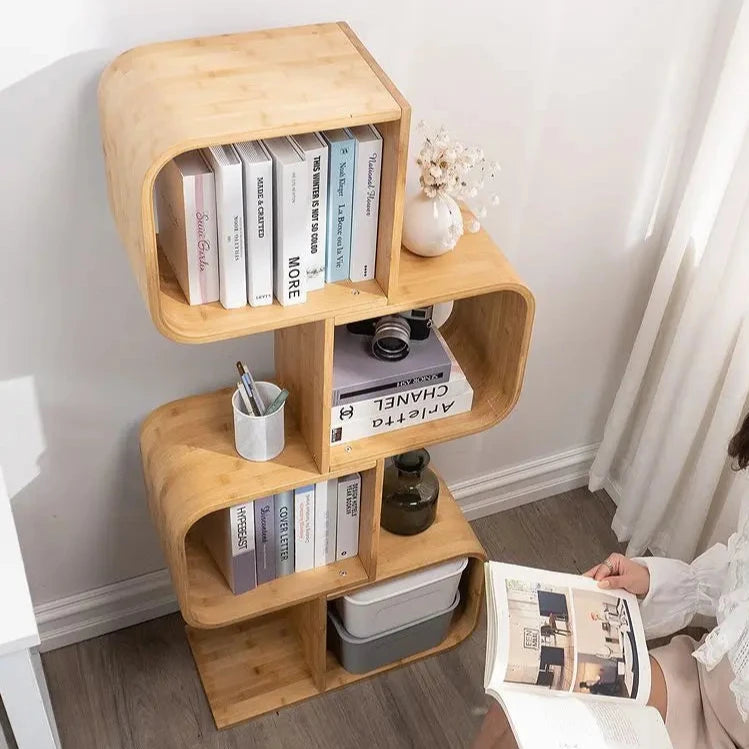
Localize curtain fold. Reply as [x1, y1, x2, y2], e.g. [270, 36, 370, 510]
[589, 3, 749, 560]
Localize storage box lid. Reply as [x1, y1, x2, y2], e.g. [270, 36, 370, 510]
[343, 557, 467, 606]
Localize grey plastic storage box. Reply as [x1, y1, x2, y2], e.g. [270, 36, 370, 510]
[335, 556, 468, 638]
[328, 591, 460, 674]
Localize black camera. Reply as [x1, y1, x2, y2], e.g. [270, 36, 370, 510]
[346, 307, 433, 361]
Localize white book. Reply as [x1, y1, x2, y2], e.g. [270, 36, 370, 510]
[330, 386, 473, 445]
[294, 484, 315, 572]
[263, 137, 308, 306]
[484, 561, 671, 748]
[202, 145, 247, 309]
[347, 125, 382, 282]
[314, 479, 337, 567]
[234, 140, 274, 307]
[291, 133, 328, 291]
[155, 150, 220, 305]
[336, 473, 360, 561]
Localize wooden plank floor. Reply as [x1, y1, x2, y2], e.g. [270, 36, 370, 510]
[41, 487, 623, 749]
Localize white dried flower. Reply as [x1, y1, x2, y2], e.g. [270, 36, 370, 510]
[413, 123, 501, 226]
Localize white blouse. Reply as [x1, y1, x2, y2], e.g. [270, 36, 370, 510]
[633, 510, 749, 720]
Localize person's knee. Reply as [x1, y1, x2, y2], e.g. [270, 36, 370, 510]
[648, 655, 668, 722]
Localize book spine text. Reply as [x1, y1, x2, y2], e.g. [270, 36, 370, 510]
[230, 503, 257, 593]
[349, 132, 382, 281]
[253, 496, 276, 584]
[275, 490, 295, 577]
[245, 156, 274, 306]
[325, 142, 354, 282]
[306, 145, 328, 290]
[273, 160, 308, 306]
[294, 485, 315, 572]
[336, 474, 360, 560]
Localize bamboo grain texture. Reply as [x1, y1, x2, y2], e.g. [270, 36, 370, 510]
[185, 483, 487, 727]
[101, 22, 535, 732]
[99, 23, 407, 342]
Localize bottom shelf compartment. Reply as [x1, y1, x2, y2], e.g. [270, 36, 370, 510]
[187, 555, 486, 729]
[186, 601, 323, 729]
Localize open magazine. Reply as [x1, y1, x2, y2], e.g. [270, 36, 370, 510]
[484, 562, 673, 749]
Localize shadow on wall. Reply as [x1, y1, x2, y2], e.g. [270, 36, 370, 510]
[0, 51, 273, 604]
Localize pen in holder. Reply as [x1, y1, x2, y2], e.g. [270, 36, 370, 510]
[232, 381, 286, 461]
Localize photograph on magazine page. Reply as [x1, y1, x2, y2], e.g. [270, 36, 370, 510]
[571, 589, 639, 699]
[502, 579, 575, 692]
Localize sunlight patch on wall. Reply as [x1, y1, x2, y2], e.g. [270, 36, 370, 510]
[0, 376, 45, 499]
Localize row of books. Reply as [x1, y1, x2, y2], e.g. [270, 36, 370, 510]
[330, 328, 474, 445]
[201, 473, 361, 594]
[155, 126, 383, 310]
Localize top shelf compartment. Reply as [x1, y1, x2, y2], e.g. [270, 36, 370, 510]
[99, 22, 409, 342]
[99, 22, 533, 344]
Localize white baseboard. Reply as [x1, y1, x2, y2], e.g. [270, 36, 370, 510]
[35, 443, 600, 652]
[453, 443, 599, 520]
[35, 569, 178, 652]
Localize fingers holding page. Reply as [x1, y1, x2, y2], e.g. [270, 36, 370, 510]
[583, 564, 602, 579]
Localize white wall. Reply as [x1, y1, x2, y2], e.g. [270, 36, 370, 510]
[0, 0, 721, 606]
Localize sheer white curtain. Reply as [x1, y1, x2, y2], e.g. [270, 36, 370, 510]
[589, 2, 749, 562]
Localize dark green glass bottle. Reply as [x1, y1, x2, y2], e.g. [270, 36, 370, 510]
[381, 449, 439, 535]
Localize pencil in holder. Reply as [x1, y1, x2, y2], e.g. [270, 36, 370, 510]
[232, 381, 285, 461]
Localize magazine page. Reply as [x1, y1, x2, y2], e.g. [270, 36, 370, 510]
[497, 690, 672, 749]
[485, 561, 651, 705]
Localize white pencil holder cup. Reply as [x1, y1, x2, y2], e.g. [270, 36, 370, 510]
[232, 382, 285, 461]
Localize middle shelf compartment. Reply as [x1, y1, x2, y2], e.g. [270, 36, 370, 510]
[183, 465, 381, 628]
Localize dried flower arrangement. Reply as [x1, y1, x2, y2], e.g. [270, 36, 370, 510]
[414, 121, 501, 234]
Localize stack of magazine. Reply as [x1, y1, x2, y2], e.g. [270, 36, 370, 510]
[200, 474, 361, 594]
[155, 126, 383, 309]
[484, 561, 673, 748]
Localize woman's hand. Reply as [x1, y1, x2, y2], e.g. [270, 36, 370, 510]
[583, 553, 650, 596]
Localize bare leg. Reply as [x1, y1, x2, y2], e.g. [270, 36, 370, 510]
[647, 655, 668, 722]
[472, 702, 518, 749]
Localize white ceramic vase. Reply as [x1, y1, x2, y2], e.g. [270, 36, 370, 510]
[402, 192, 464, 257]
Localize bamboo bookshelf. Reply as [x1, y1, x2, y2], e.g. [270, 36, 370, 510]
[99, 21, 534, 729]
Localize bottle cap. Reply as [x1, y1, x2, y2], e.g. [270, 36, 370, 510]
[394, 448, 430, 473]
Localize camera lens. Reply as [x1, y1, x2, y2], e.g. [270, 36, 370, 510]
[371, 316, 411, 361]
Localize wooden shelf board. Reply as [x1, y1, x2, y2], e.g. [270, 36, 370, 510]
[186, 609, 319, 729]
[101, 23, 401, 177]
[185, 536, 369, 628]
[335, 215, 532, 326]
[158, 250, 387, 343]
[153, 207, 531, 344]
[328, 400, 498, 471]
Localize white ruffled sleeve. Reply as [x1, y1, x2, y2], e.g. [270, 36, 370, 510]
[632, 543, 729, 639]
